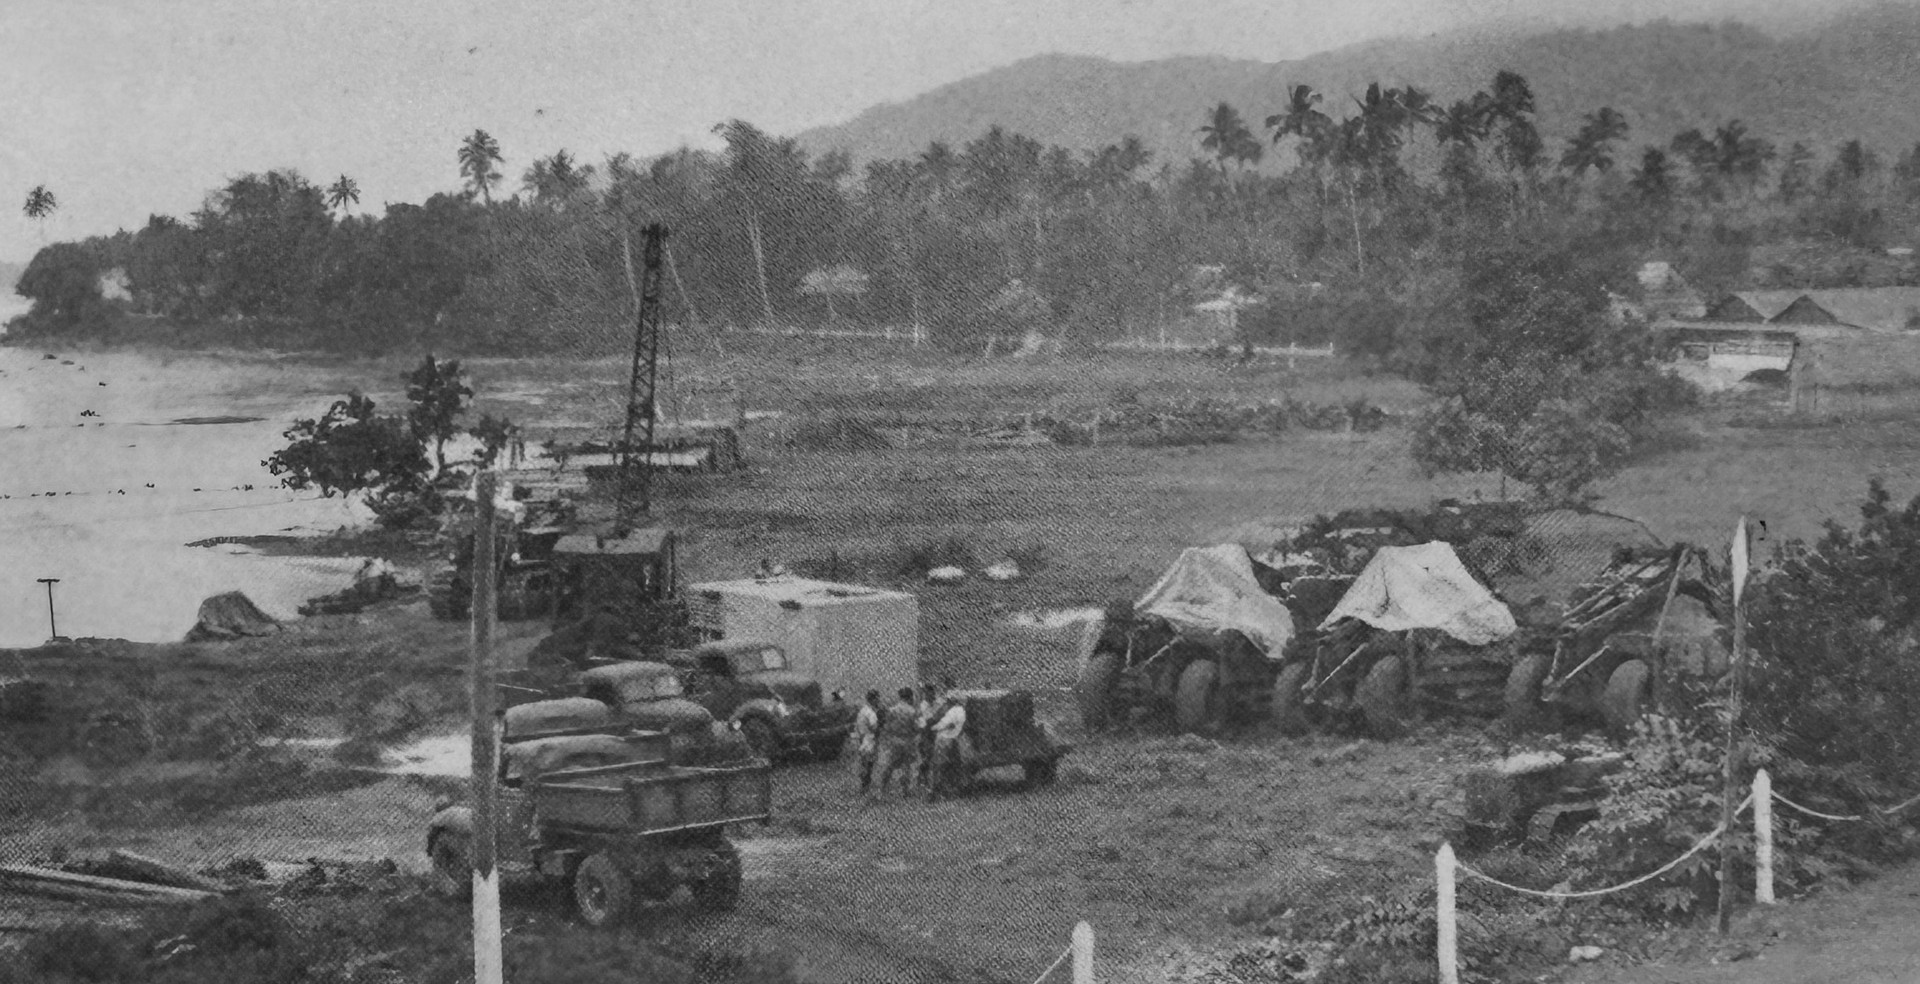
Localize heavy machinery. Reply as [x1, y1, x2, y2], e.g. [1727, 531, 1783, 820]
[1270, 541, 1525, 739]
[1080, 503, 1537, 736]
[1505, 544, 1729, 735]
[425, 698, 768, 927]
[426, 489, 574, 622]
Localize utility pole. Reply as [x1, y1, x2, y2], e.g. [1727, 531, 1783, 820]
[36, 578, 60, 641]
[468, 471, 504, 984]
[1717, 515, 1751, 935]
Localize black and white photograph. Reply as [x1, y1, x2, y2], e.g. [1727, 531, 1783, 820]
[6, 1, 1920, 981]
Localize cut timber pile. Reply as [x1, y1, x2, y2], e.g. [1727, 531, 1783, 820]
[0, 863, 221, 907]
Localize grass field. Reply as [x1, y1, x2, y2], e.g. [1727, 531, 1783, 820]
[8, 331, 1920, 982]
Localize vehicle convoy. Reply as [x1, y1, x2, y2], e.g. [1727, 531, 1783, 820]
[926, 689, 1072, 800]
[425, 698, 769, 927]
[666, 639, 856, 762]
[1080, 500, 1719, 739]
[1504, 543, 1729, 735]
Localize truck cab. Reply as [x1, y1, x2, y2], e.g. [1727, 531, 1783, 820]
[669, 640, 856, 762]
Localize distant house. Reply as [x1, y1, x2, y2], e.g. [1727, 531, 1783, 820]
[1770, 287, 1920, 333]
[1704, 290, 1805, 323]
[1633, 261, 1705, 320]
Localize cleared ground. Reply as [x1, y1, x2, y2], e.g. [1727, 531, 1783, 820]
[8, 334, 1920, 981]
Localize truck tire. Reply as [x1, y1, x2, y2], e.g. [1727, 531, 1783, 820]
[1503, 652, 1554, 733]
[1174, 659, 1221, 734]
[428, 831, 472, 901]
[1271, 662, 1314, 737]
[1077, 652, 1124, 729]
[573, 852, 634, 928]
[693, 843, 742, 912]
[1357, 655, 1412, 740]
[1601, 660, 1652, 737]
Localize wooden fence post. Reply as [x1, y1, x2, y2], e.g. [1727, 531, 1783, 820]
[1072, 921, 1094, 984]
[470, 469, 504, 984]
[1436, 843, 1459, 984]
[1755, 768, 1775, 905]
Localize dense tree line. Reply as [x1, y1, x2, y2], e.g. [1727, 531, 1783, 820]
[14, 72, 1920, 365]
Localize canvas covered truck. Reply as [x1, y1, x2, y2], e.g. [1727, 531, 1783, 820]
[425, 701, 769, 927]
[1078, 544, 1297, 734]
[1272, 541, 1524, 738]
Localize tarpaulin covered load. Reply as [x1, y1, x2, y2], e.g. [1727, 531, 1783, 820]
[1319, 541, 1517, 645]
[1135, 544, 1294, 658]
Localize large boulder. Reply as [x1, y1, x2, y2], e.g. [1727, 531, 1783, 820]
[184, 592, 279, 642]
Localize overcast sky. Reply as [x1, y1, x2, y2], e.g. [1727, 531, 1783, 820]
[0, 0, 1874, 263]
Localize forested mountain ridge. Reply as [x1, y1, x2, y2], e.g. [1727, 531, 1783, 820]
[797, 6, 1920, 167]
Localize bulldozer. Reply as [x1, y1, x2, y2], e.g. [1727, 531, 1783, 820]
[426, 486, 575, 622]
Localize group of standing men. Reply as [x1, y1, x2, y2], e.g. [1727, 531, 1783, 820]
[851, 679, 967, 799]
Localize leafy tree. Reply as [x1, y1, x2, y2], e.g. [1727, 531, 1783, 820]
[1631, 147, 1674, 202]
[468, 412, 518, 469]
[264, 394, 429, 498]
[404, 355, 474, 479]
[459, 129, 504, 203]
[1198, 101, 1262, 179]
[12, 241, 110, 336]
[523, 149, 594, 209]
[1777, 142, 1816, 203]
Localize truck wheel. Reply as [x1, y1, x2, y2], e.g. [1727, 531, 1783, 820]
[693, 843, 742, 911]
[1271, 662, 1314, 737]
[1174, 659, 1221, 734]
[1077, 652, 1124, 729]
[1601, 660, 1651, 737]
[1357, 655, 1412, 740]
[1022, 758, 1058, 786]
[428, 832, 472, 901]
[739, 717, 779, 762]
[572, 852, 633, 928]
[1503, 652, 1554, 733]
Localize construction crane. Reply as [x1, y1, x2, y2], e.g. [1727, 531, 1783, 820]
[615, 223, 668, 533]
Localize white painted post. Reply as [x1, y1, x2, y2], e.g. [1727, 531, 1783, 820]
[1755, 768, 1775, 905]
[1072, 921, 1094, 984]
[1436, 843, 1459, 984]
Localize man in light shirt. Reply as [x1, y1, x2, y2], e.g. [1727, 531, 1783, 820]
[852, 690, 882, 795]
[928, 691, 969, 801]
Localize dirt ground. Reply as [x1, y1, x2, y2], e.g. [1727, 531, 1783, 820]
[1554, 859, 1920, 984]
[8, 338, 1920, 980]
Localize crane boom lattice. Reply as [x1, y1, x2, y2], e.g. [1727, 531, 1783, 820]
[617, 223, 667, 530]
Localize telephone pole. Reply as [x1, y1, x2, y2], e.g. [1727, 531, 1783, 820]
[469, 471, 503, 984]
[36, 578, 60, 641]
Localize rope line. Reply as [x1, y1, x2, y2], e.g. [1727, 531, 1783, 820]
[1029, 945, 1073, 984]
[1456, 793, 1753, 900]
[1771, 788, 1920, 823]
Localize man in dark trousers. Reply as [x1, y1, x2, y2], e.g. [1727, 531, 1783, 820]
[852, 689, 883, 795]
[874, 687, 921, 796]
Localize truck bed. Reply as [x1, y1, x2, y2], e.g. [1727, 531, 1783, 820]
[531, 760, 773, 834]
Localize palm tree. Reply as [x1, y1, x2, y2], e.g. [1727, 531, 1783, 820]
[1559, 108, 1630, 175]
[22, 185, 57, 240]
[325, 175, 361, 217]
[1198, 102, 1261, 183]
[458, 129, 504, 203]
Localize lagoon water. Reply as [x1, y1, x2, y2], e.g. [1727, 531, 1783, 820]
[0, 303, 375, 646]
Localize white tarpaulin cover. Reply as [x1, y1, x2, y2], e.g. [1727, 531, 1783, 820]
[1319, 541, 1517, 645]
[1135, 544, 1294, 658]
